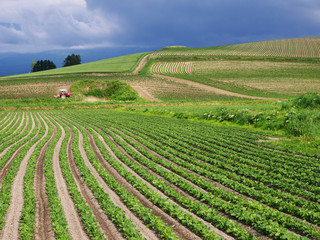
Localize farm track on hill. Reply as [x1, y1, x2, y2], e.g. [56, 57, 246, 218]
[153, 74, 278, 100]
[0, 109, 319, 239]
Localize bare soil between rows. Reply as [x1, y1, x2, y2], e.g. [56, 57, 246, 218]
[88, 125, 232, 240]
[77, 128, 159, 240]
[34, 118, 56, 240]
[66, 125, 124, 240]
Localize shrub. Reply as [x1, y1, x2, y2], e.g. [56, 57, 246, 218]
[71, 79, 139, 101]
[291, 92, 320, 109]
[105, 80, 138, 100]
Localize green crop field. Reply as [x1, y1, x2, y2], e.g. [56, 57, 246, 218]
[0, 37, 320, 239]
[151, 37, 320, 58]
[0, 109, 319, 240]
[145, 38, 320, 99]
[148, 59, 320, 98]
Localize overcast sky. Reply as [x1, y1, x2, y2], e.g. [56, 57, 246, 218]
[0, 0, 319, 53]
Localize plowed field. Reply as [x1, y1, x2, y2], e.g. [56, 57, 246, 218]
[0, 109, 319, 239]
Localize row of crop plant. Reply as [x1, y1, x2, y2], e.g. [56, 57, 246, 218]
[64, 109, 320, 240]
[151, 38, 320, 58]
[150, 62, 193, 74]
[1, 109, 319, 239]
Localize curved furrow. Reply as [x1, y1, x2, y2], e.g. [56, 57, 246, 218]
[0, 113, 33, 183]
[89, 126, 234, 240]
[62, 122, 124, 240]
[0, 112, 25, 144]
[76, 110, 319, 239]
[0, 112, 18, 135]
[52, 115, 149, 239]
[106, 122, 320, 239]
[0, 112, 11, 128]
[75, 127, 160, 240]
[0, 113, 43, 239]
[19, 113, 51, 239]
[34, 114, 56, 240]
[65, 113, 231, 239]
[112, 126, 320, 234]
[46, 116, 89, 240]
[0, 113, 30, 160]
[108, 127, 270, 240]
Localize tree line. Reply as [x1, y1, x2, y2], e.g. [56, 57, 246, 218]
[31, 53, 81, 72]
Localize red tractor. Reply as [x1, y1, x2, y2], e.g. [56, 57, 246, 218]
[55, 89, 72, 99]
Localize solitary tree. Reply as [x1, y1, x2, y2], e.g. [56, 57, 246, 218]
[31, 60, 56, 72]
[63, 53, 81, 67]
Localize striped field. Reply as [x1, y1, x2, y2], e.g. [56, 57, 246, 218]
[0, 109, 319, 239]
[151, 37, 320, 58]
[150, 62, 193, 74]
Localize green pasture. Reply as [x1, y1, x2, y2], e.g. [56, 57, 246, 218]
[120, 101, 276, 115]
[152, 37, 320, 59]
[0, 52, 149, 79]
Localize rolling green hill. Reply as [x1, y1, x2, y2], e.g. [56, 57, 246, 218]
[151, 37, 320, 59]
[146, 37, 320, 99]
[0, 37, 319, 102]
[0, 52, 149, 79]
[1, 37, 320, 240]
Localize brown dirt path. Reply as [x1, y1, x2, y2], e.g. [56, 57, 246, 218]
[34, 114, 56, 240]
[0, 114, 43, 239]
[131, 54, 162, 102]
[76, 128, 159, 240]
[65, 126, 123, 240]
[50, 120, 89, 240]
[133, 54, 149, 74]
[153, 74, 278, 100]
[131, 85, 160, 102]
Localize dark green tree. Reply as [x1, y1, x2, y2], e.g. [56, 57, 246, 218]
[31, 60, 56, 72]
[63, 53, 81, 67]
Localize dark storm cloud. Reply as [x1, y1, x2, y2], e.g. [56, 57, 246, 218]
[86, 0, 320, 47]
[0, 0, 319, 52]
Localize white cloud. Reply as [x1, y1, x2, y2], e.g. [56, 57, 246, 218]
[0, 0, 120, 52]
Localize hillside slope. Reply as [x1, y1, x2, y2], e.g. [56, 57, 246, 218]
[152, 37, 320, 58]
[0, 52, 149, 79]
[0, 37, 319, 102]
[145, 37, 320, 100]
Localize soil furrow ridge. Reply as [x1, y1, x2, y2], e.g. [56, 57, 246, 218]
[76, 127, 159, 240]
[50, 119, 89, 240]
[34, 114, 56, 240]
[0, 113, 43, 239]
[65, 126, 124, 240]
